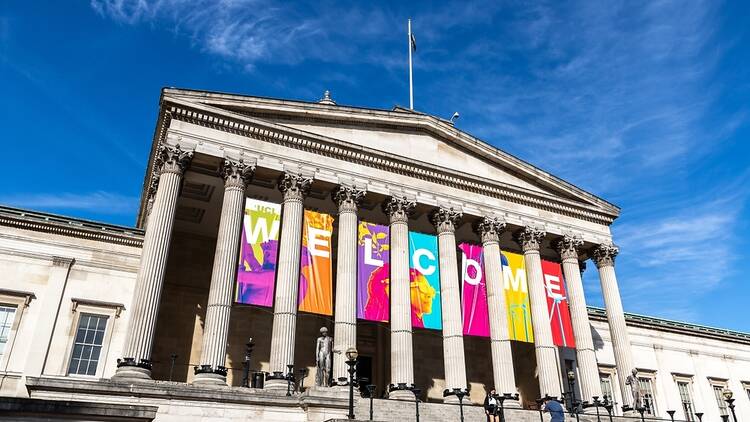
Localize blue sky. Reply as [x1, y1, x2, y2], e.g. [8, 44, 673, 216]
[1, 1, 748, 331]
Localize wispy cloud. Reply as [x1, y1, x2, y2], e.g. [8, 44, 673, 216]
[0, 191, 139, 216]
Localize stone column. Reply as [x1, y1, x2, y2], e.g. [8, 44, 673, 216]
[383, 196, 416, 400]
[193, 159, 254, 385]
[266, 172, 312, 390]
[331, 186, 365, 386]
[474, 217, 519, 404]
[554, 235, 602, 405]
[115, 144, 193, 380]
[593, 243, 636, 410]
[514, 226, 560, 398]
[430, 207, 467, 401]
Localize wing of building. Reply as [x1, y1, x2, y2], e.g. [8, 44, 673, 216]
[0, 88, 748, 422]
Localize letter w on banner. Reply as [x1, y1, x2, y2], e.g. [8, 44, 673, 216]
[298, 210, 334, 315]
[541, 260, 575, 348]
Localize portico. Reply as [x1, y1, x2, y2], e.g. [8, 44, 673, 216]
[114, 88, 634, 408]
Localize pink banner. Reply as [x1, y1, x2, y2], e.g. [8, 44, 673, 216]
[460, 243, 490, 337]
[357, 222, 390, 322]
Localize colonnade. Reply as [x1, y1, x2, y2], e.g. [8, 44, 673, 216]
[113, 152, 635, 408]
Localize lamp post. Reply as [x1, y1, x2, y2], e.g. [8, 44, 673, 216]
[722, 416, 730, 422]
[366, 384, 376, 421]
[535, 398, 545, 422]
[453, 388, 468, 422]
[494, 393, 519, 422]
[723, 389, 738, 422]
[636, 405, 646, 422]
[168, 353, 178, 382]
[583, 395, 603, 422]
[297, 368, 308, 392]
[667, 410, 676, 422]
[345, 347, 358, 420]
[566, 370, 578, 413]
[285, 364, 295, 397]
[694, 412, 704, 422]
[603, 397, 614, 422]
[241, 338, 254, 387]
[412, 388, 422, 422]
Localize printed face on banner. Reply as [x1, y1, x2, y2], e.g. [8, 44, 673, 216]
[460, 243, 490, 337]
[298, 210, 334, 315]
[501, 251, 534, 343]
[357, 222, 390, 322]
[409, 232, 441, 330]
[236, 199, 281, 307]
[541, 260, 576, 348]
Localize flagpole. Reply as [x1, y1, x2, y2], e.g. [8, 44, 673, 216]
[408, 18, 414, 110]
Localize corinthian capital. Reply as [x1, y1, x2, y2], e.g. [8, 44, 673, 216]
[278, 173, 312, 202]
[332, 186, 366, 213]
[430, 207, 462, 234]
[592, 243, 619, 268]
[382, 196, 416, 224]
[554, 234, 584, 261]
[473, 216, 507, 244]
[221, 159, 255, 190]
[513, 226, 546, 252]
[157, 144, 193, 175]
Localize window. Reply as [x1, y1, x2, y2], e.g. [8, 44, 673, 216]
[677, 381, 694, 422]
[600, 373, 616, 405]
[638, 377, 658, 415]
[0, 305, 17, 360]
[712, 384, 729, 416]
[68, 313, 108, 376]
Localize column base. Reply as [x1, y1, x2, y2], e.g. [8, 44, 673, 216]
[502, 399, 522, 409]
[388, 383, 415, 401]
[112, 358, 152, 381]
[192, 372, 227, 386]
[582, 405, 603, 415]
[264, 377, 292, 391]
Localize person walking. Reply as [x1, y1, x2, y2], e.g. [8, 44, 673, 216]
[543, 396, 566, 422]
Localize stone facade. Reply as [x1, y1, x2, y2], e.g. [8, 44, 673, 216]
[0, 89, 749, 421]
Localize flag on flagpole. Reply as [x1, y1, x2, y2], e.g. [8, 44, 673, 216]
[410, 33, 417, 52]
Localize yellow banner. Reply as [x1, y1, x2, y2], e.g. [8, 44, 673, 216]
[502, 251, 534, 342]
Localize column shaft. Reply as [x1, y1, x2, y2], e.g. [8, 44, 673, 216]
[515, 227, 560, 398]
[266, 173, 311, 389]
[475, 217, 518, 401]
[332, 187, 364, 385]
[431, 208, 467, 400]
[384, 197, 415, 400]
[556, 236, 602, 404]
[594, 244, 635, 409]
[194, 159, 253, 385]
[115, 144, 192, 380]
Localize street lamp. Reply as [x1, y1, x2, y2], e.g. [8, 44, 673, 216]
[583, 395, 603, 422]
[566, 370, 578, 413]
[297, 368, 309, 392]
[412, 388, 422, 422]
[366, 384, 376, 421]
[285, 364, 295, 397]
[241, 338, 254, 387]
[453, 388, 468, 422]
[345, 347, 358, 420]
[493, 392, 519, 422]
[694, 412, 704, 422]
[602, 397, 614, 422]
[667, 410, 676, 422]
[723, 389, 738, 422]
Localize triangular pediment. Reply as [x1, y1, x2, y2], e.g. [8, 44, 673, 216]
[160, 88, 619, 219]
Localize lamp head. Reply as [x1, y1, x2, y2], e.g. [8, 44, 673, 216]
[723, 389, 733, 400]
[345, 347, 358, 361]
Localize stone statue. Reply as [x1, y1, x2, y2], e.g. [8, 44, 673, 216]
[315, 327, 333, 387]
[625, 368, 643, 409]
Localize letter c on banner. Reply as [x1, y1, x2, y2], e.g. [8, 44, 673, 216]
[462, 256, 482, 285]
[413, 248, 436, 276]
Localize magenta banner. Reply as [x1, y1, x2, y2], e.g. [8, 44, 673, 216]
[357, 221, 390, 322]
[459, 243, 490, 337]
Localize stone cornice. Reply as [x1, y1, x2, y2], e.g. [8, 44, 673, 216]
[0, 205, 143, 248]
[151, 96, 619, 227]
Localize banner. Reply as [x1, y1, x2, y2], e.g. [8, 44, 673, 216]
[357, 222, 390, 322]
[541, 260, 575, 348]
[409, 232, 441, 330]
[298, 210, 334, 315]
[501, 251, 534, 343]
[236, 199, 281, 307]
[459, 243, 490, 337]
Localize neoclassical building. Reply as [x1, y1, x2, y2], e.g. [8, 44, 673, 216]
[0, 88, 748, 422]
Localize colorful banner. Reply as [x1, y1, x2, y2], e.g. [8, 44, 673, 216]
[460, 243, 490, 337]
[236, 198, 281, 307]
[501, 251, 534, 343]
[409, 231, 441, 330]
[541, 260, 576, 348]
[357, 222, 390, 322]
[298, 210, 334, 315]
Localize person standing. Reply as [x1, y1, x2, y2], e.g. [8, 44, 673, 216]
[484, 389, 499, 422]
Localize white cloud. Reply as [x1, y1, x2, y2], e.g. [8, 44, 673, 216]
[1, 191, 139, 216]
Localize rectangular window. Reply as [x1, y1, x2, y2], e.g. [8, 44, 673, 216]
[713, 384, 728, 416]
[600, 373, 615, 405]
[638, 377, 657, 415]
[68, 313, 108, 376]
[0, 305, 17, 360]
[677, 381, 694, 422]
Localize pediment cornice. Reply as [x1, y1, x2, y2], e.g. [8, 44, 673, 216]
[139, 93, 619, 227]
